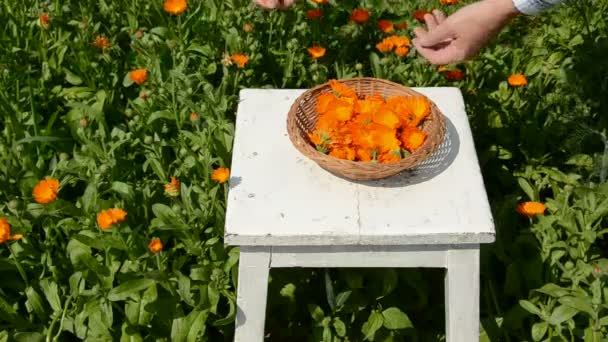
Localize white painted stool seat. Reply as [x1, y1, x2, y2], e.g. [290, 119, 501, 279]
[225, 88, 495, 342]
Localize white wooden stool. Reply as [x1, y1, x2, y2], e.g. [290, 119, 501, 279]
[224, 87, 495, 342]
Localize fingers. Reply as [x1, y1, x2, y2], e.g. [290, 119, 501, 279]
[424, 13, 439, 30]
[432, 9, 447, 24]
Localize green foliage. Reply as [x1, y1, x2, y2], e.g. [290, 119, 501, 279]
[0, 0, 607, 341]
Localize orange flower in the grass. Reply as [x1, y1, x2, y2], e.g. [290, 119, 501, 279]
[394, 21, 408, 30]
[0, 218, 11, 244]
[189, 112, 200, 123]
[376, 41, 394, 53]
[329, 80, 357, 98]
[148, 238, 163, 253]
[311, 0, 328, 3]
[444, 69, 465, 81]
[350, 9, 370, 24]
[129, 68, 148, 85]
[33, 178, 60, 204]
[401, 127, 427, 152]
[211, 168, 230, 184]
[93, 35, 111, 50]
[307, 9, 322, 20]
[516, 201, 545, 217]
[308, 46, 326, 59]
[413, 10, 430, 23]
[163, 0, 187, 15]
[39, 12, 50, 29]
[508, 74, 528, 87]
[164, 176, 180, 197]
[387, 35, 410, 48]
[440, 0, 458, 4]
[231, 54, 249, 68]
[395, 46, 409, 57]
[11, 234, 23, 241]
[97, 208, 127, 230]
[377, 20, 394, 33]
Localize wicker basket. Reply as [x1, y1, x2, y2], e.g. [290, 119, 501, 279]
[286, 77, 446, 181]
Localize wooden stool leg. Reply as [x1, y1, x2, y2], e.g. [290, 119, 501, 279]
[445, 245, 480, 342]
[234, 246, 271, 342]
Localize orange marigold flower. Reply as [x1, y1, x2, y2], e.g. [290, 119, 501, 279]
[329, 80, 357, 98]
[308, 46, 326, 59]
[395, 46, 409, 57]
[0, 218, 11, 244]
[376, 41, 394, 53]
[444, 69, 465, 81]
[231, 54, 249, 68]
[307, 9, 323, 20]
[516, 201, 545, 217]
[97, 208, 127, 230]
[357, 148, 373, 162]
[189, 112, 200, 123]
[163, 0, 187, 15]
[377, 20, 394, 33]
[93, 35, 111, 50]
[39, 12, 50, 29]
[164, 176, 181, 197]
[311, 0, 328, 3]
[508, 73, 528, 87]
[33, 178, 60, 204]
[11, 234, 23, 241]
[97, 210, 114, 230]
[440, 0, 458, 4]
[129, 68, 148, 85]
[373, 106, 401, 129]
[394, 21, 408, 30]
[243, 23, 254, 32]
[379, 151, 401, 163]
[387, 35, 410, 47]
[211, 168, 230, 183]
[148, 238, 163, 253]
[406, 96, 431, 126]
[413, 10, 430, 23]
[401, 127, 427, 152]
[350, 9, 370, 24]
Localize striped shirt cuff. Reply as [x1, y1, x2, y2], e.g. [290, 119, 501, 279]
[512, 0, 565, 15]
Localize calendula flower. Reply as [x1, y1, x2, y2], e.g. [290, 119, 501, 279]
[440, 0, 458, 4]
[230, 54, 249, 68]
[97, 208, 127, 230]
[0, 218, 11, 244]
[444, 69, 465, 81]
[377, 20, 394, 33]
[395, 46, 409, 57]
[163, 0, 187, 15]
[516, 201, 545, 216]
[189, 112, 200, 123]
[307, 9, 323, 20]
[376, 41, 393, 53]
[148, 238, 163, 253]
[413, 10, 430, 23]
[395, 21, 408, 30]
[308, 46, 326, 59]
[243, 23, 254, 32]
[129, 68, 148, 85]
[92, 35, 111, 50]
[350, 9, 370, 24]
[11, 234, 23, 241]
[508, 74, 528, 87]
[33, 178, 60, 204]
[211, 168, 230, 184]
[164, 176, 180, 197]
[39, 12, 50, 29]
[401, 127, 427, 152]
[311, 0, 328, 3]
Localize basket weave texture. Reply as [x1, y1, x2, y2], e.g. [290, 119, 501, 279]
[286, 77, 446, 181]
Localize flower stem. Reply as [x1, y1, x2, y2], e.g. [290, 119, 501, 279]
[7, 243, 28, 287]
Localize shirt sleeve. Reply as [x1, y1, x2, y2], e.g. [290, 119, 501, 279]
[512, 0, 566, 15]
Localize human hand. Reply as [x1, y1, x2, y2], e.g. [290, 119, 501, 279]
[412, 0, 520, 65]
[253, 0, 296, 10]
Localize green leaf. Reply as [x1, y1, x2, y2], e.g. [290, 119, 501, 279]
[382, 307, 413, 330]
[13, 332, 44, 342]
[81, 182, 97, 214]
[65, 69, 83, 85]
[123, 73, 134, 87]
[39, 279, 62, 313]
[186, 310, 208, 342]
[147, 110, 174, 125]
[549, 305, 579, 325]
[108, 279, 156, 301]
[335, 290, 352, 308]
[519, 300, 542, 316]
[25, 287, 46, 320]
[518, 178, 537, 201]
[362, 311, 384, 341]
[309, 304, 325, 323]
[535, 283, 570, 298]
[333, 318, 346, 337]
[558, 296, 595, 319]
[152, 203, 178, 223]
[111, 182, 134, 200]
[532, 321, 548, 341]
